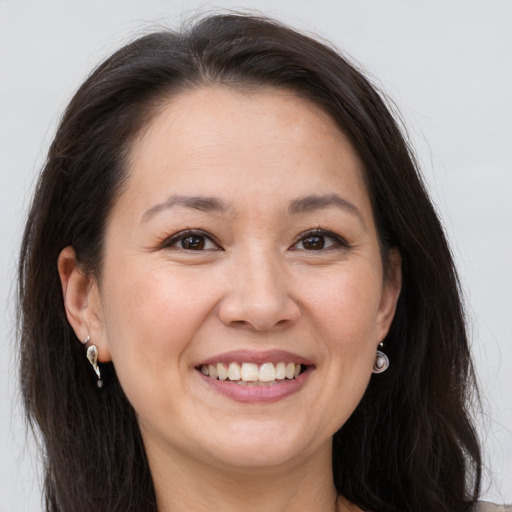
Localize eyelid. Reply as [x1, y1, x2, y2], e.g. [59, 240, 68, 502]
[158, 227, 348, 251]
[160, 229, 222, 250]
[290, 228, 350, 251]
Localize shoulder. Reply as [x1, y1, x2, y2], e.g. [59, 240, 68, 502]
[472, 502, 512, 512]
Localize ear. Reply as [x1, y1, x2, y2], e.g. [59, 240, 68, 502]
[57, 246, 111, 362]
[376, 248, 402, 344]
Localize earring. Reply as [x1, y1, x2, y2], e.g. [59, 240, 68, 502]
[86, 344, 103, 388]
[81, 335, 90, 345]
[372, 347, 389, 374]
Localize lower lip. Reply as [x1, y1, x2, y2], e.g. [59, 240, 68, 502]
[198, 367, 313, 403]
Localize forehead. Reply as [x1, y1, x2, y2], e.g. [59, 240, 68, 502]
[122, 86, 370, 216]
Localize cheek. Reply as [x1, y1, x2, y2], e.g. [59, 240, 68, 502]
[100, 264, 216, 387]
[299, 261, 382, 423]
[303, 262, 383, 346]
[310, 269, 381, 426]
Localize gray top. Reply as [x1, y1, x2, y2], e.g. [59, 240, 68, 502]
[473, 502, 512, 512]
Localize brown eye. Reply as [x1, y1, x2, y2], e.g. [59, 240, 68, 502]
[181, 235, 206, 250]
[291, 229, 348, 252]
[163, 230, 219, 251]
[301, 235, 325, 250]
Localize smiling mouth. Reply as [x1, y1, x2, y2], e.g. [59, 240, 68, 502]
[197, 362, 307, 385]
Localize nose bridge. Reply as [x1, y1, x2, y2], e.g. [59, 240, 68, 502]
[242, 246, 281, 300]
[218, 242, 299, 331]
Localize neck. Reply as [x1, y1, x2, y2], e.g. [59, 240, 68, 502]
[146, 438, 345, 512]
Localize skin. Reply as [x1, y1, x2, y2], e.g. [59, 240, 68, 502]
[59, 87, 401, 512]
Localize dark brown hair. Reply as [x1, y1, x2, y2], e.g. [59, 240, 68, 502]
[18, 13, 481, 512]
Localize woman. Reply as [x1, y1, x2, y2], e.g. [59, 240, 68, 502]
[17, 13, 504, 512]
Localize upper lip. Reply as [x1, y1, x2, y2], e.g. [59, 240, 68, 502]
[196, 349, 314, 367]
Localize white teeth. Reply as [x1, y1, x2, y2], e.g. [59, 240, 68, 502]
[228, 362, 241, 381]
[200, 361, 305, 382]
[275, 361, 286, 380]
[208, 364, 218, 379]
[241, 363, 259, 381]
[217, 363, 228, 380]
[259, 362, 276, 382]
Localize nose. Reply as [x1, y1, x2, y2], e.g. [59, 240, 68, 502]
[217, 251, 300, 331]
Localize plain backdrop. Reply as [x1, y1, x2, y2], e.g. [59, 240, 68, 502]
[1, 1, 510, 510]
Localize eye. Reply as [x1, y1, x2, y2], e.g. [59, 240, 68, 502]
[162, 230, 220, 251]
[291, 229, 348, 251]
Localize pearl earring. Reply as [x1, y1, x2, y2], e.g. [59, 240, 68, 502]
[372, 346, 389, 374]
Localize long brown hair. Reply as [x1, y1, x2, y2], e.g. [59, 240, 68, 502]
[18, 13, 481, 512]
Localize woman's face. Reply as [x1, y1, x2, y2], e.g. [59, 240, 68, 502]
[87, 87, 400, 472]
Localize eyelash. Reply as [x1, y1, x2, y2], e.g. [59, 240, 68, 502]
[290, 229, 350, 252]
[160, 229, 221, 251]
[160, 228, 349, 252]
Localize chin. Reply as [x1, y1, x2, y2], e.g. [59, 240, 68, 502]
[208, 444, 303, 471]
[199, 421, 320, 470]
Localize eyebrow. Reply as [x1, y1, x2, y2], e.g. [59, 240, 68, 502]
[288, 193, 366, 227]
[142, 194, 230, 222]
[142, 192, 365, 227]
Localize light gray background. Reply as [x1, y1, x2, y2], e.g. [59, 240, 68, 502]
[1, 1, 511, 510]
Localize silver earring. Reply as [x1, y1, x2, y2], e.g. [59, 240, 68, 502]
[81, 335, 90, 345]
[86, 344, 103, 388]
[372, 349, 389, 374]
